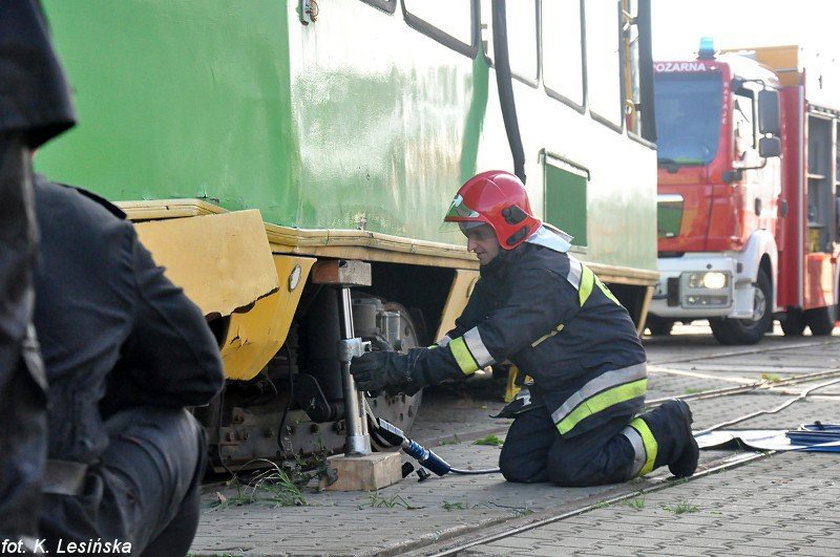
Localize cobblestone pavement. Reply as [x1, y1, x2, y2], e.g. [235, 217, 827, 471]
[439, 451, 840, 557]
[190, 333, 840, 557]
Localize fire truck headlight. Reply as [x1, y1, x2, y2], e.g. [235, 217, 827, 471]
[701, 272, 728, 289]
[686, 271, 729, 289]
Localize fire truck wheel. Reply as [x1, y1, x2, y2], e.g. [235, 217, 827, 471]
[645, 315, 674, 336]
[804, 304, 838, 336]
[780, 308, 806, 336]
[709, 269, 772, 345]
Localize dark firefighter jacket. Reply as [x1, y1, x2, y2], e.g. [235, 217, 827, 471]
[414, 229, 647, 438]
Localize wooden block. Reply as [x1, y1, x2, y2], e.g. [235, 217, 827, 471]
[320, 452, 403, 491]
[310, 259, 371, 287]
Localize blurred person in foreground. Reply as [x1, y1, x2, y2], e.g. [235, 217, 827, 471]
[32, 175, 224, 556]
[0, 0, 75, 547]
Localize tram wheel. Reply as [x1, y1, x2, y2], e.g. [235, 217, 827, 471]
[365, 301, 423, 447]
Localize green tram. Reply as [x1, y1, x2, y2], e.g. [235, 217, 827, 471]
[38, 0, 658, 469]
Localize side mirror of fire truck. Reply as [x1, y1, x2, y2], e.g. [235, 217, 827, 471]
[758, 90, 781, 136]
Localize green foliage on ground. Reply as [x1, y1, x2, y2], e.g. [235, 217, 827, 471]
[360, 491, 423, 510]
[663, 499, 699, 514]
[209, 459, 308, 510]
[473, 434, 504, 446]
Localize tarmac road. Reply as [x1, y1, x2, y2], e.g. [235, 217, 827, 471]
[190, 323, 840, 557]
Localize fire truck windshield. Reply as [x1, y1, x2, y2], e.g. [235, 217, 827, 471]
[654, 71, 723, 167]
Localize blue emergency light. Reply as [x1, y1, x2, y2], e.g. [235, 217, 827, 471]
[698, 36, 716, 60]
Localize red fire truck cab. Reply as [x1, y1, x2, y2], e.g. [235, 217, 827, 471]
[648, 43, 839, 344]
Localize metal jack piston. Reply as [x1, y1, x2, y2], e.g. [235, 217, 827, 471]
[337, 288, 371, 455]
[311, 259, 374, 456]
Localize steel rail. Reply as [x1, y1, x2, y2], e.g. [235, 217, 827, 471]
[693, 376, 840, 436]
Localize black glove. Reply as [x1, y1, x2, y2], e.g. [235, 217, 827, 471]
[350, 348, 425, 391]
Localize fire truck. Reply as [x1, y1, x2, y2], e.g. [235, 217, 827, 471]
[648, 42, 840, 344]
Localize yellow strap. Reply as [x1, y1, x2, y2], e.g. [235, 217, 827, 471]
[628, 417, 658, 476]
[505, 366, 520, 402]
[449, 336, 478, 375]
[556, 378, 647, 435]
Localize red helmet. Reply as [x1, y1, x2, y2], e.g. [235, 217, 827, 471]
[444, 170, 541, 249]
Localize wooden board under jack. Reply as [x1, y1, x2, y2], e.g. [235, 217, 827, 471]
[320, 452, 403, 491]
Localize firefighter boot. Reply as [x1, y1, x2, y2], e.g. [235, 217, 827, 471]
[643, 399, 699, 478]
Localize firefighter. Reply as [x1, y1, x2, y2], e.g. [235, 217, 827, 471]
[0, 0, 76, 546]
[31, 176, 224, 555]
[351, 170, 698, 486]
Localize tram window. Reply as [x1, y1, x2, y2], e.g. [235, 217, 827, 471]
[359, 0, 396, 14]
[544, 156, 589, 247]
[507, 1, 538, 82]
[403, 0, 475, 56]
[584, 0, 622, 128]
[543, 0, 584, 107]
[479, 0, 538, 84]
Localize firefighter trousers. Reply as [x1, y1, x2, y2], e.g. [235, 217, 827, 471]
[499, 402, 693, 486]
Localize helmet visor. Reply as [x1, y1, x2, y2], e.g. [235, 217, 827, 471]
[444, 194, 480, 221]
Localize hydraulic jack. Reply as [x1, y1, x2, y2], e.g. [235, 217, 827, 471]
[311, 259, 403, 490]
